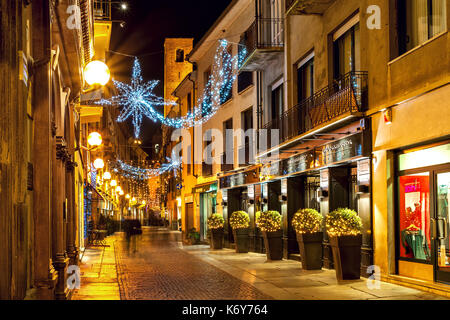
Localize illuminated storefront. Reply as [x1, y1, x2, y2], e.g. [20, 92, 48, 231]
[396, 142, 450, 284]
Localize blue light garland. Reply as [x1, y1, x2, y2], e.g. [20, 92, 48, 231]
[110, 156, 182, 181]
[98, 40, 247, 137]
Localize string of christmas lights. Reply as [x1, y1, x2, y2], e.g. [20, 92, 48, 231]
[109, 156, 182, 181]
[98, 40, 247, 137]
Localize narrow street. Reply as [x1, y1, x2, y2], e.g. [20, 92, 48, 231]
[114, 228, 272, 300]
[73, 227, 449, 301]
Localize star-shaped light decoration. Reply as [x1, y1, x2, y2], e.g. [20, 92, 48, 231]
[98, 40, 248, 135]
[99, 57, 176, 138]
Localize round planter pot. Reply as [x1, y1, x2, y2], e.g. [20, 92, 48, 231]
[262, 230, 283, 260]
[329, 234, 362, 280]
[210, 228, 224, 250]
[296, 232, 323, 270]
[232, 228, 249, 253]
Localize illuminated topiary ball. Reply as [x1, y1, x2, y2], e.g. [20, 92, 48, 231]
[256, 211, 282, 232]
[325, 208, 362, 237]
[292, 208, 323, 234]
[207, 213, 225, 230]
[229, 211, 250, 230]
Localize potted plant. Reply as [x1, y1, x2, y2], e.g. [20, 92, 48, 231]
[292, 208, 323, 270]
[230, 211, 250, 253]
[207, 214, 225, 249]
[187, 227, 200, 245]
[257, 211, 283, 260]
[325, 208, 363, 280]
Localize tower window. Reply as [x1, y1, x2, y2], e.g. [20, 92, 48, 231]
[176, 49, 184, 62]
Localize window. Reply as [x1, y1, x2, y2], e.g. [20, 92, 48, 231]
[333, 21, 360, 79]
[397, 143, 450, 263]
[297, 54, 314, 102]
[202, 68, 212, 117]
[398, 172, 431, 261]
[271, 80, 284, 121]
[270, 0, 283, 44]
[238, 71, 253, 93]
[240, 108, 254, 165]
[398, 0, 447, 55]
[187, 92, 192, 115]
[223, 119, 233, 165]
[176, 49, 184, 62]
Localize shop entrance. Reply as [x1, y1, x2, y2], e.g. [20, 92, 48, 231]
[434, 169, 450, 283]
[200, 192, 217, 241]
[396, 142, 450, 284]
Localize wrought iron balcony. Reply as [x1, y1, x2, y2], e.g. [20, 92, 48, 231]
[239, 18, 284, 72]
[262, 71, 368, 146]
[94, 0, 112, 21]
[286, 0, 336, 15]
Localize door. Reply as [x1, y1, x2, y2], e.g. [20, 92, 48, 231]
[434, 169, 450, 283]
[185, 203, 194, 234]
[200, 193, 208, 241]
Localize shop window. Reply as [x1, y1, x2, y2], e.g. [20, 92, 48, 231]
[398, 172, 431, 261]
[397, 0, 447, 55]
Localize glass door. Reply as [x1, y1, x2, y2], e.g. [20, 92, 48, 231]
[434, 170, 450, 283]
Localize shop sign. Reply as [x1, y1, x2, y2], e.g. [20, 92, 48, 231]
[281, 179, 288, 195]
[230, 173, 245, 187]
[320, 169, 329, 190]
[184, 194, 194, 203]
[281, 150, 315, 175]
[357, 159, 371, 185]
[248, 185, 254, 199]
[316, 133, 363, 167]
[261, 161, 281, 179]
[192, 182, 217, 194]
[219, 168, 259, 189]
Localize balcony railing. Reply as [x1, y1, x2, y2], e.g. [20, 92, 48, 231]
[262, 71, 368, 145]
[239, 18, 284, 71]
[93, 0, 112, 21]
[286, 0, 336, 15]
[202, 162, 213, 177]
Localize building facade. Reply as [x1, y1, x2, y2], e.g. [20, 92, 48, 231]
[169, 0, 450, 295]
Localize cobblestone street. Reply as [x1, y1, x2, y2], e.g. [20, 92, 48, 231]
[72, 227, 450, 300]
[114, 227, 273, 300]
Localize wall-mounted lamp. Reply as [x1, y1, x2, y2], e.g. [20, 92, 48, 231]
[355, 185, 370, 194]
[383, 108, 392, 124]
[278, 195, 287, 202]
[316, 188, 328, 201]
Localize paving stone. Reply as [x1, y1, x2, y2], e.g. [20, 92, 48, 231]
[114, 230, 273, 300]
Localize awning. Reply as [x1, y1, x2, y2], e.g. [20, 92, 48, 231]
[86, 183, 105, 201]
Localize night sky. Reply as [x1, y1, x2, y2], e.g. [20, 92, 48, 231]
[106, 0, 233, 155]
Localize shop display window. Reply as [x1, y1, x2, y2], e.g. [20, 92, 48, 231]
[398, 172, 431, 261]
